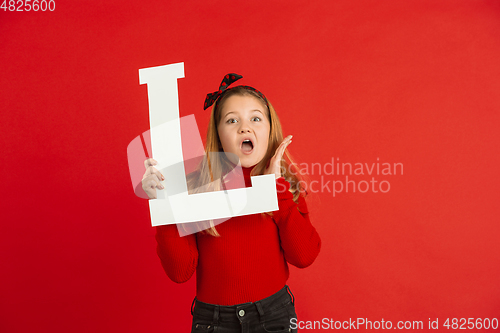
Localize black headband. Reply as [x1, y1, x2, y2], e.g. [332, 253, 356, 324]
[203, 73, 268, 110]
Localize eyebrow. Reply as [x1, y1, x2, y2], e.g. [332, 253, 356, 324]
[224, 109, 265, 117]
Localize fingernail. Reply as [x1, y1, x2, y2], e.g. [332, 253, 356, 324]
[161, 174, 165, 180]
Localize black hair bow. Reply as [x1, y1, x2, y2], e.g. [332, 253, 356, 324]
[203, 73, 243, 110]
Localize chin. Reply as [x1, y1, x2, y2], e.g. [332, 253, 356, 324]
[226, 149, 264, 168]
[239, 155, 265, 168]
[240, 161, 257, 168]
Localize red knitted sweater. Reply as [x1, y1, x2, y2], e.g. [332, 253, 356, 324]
[155, 165, 321, 305]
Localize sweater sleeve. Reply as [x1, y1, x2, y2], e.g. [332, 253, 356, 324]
[155, 224, 198, 283]
[272, 177, 321, 268]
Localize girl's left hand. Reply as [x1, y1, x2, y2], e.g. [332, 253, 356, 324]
[265, 135, 293, 179]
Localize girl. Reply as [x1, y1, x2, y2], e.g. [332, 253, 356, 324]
[141, 73, 321, 333]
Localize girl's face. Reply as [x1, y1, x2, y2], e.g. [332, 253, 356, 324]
[218, 94, 270, 168]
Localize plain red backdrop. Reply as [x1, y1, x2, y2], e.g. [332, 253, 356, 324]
[1, 1, 499, 332]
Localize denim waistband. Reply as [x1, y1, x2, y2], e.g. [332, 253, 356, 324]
[191, 285, 295, 324]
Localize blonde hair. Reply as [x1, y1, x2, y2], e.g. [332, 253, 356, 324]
[180, 86, 309, 237]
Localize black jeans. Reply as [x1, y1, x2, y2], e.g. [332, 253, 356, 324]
[190, 285, 297, 333]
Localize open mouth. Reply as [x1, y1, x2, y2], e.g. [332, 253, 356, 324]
[241, 139, 254, 154]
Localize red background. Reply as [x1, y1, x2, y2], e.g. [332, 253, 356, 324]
[2, 1, 499, 332]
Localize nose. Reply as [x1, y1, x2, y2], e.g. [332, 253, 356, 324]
[238, 119, 252, 133]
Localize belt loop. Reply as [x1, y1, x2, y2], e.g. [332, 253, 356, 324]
[191, 297, 196, 316]
[255, 300, 265, 323]
[255, 300, 265, 317]
[286, 285, 295, 306]
[213, 305, 220, 325]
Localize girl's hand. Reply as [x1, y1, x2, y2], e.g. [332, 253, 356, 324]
[265, 135, 293, 179]
[141, 158, 165, 199]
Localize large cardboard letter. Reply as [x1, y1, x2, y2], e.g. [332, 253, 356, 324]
[138, 62, 278, 231]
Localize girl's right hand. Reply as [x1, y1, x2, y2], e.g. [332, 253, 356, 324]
[141, 158, 165, 199]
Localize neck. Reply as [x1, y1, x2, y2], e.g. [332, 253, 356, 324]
[242, 164, 255, 177]
[223, 161, 256, 189]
